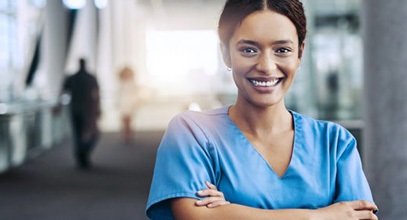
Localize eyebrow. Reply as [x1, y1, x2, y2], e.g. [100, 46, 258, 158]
[236, 39, 294, 46]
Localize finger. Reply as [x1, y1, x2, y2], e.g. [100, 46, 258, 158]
[354, 210, 378, 220]
[197, 189, 224, 197]
[195, 199, 209, 207]
[196, 197, 220, 206]
[350, 200, 378, 211]
[195, 197, 226, 206]
[207, 200, 231, 208]
[205, 181, 217, 190]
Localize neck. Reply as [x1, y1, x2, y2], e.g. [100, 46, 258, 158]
[229, 101, 293, 137]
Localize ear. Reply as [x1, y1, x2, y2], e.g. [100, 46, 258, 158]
[220, 43, 232, 68]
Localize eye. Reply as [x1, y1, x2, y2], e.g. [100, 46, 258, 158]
[275, 47, 292, 54]
[239, 47, 258, 56]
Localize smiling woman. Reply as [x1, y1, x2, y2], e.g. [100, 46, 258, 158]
[225, 10, 302, 109]
[146, 0, 378, 220]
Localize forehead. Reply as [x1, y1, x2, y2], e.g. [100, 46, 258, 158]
[230, 10, 298, 45]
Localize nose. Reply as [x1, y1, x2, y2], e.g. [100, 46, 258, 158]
[255, 52, 277, 75]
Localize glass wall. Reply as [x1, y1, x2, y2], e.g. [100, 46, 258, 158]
[0, 0, 364, 130]
[0, 0, 44, 103]
[0, 0, 17, 102]
[305, 0, 362, 121]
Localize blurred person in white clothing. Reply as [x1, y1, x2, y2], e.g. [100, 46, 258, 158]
[117, 66, 140, 144]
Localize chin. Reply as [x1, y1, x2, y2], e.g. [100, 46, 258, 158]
[249, 99, 283, 109]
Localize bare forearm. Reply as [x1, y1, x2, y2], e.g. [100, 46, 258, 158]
[188, 182, 378, 220]
[171, 198, 313, 220]
[199, 203, 313, 220]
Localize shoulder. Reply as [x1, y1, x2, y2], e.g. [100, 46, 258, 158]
[85, 72, 97, 79]
[292, 111, 356, 156]
[168, 106, 229, 131]
[84, 73, 98, 85]
[157, 107, 230, 163]
[292, 111, 359, 161]
[64, 74, 74, 81]
[162, 106, 230, 146]
[292, 110, 352, 138]
[66, 73, 80, 83]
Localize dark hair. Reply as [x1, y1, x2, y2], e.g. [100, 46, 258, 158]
[218, 0, 307, 47]
[79, 58, 86, 69]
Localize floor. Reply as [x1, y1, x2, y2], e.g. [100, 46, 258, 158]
[0, 131, 164, 220]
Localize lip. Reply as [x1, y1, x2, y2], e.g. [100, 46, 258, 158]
[248, 76, 284, 81]
[247, 77, 284, 92]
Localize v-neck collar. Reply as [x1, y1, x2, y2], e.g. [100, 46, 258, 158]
[225, 106, 299, 179]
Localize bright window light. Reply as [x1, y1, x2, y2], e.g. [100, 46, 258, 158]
[63, 0, 86, 9]
[94, 0, 108, 9]
[29, 0, 47, 8]
[146, 30, 219, 96]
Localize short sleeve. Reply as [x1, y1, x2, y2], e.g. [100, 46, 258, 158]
[334, 132, 374, 203]
[146, 114, 216, 219]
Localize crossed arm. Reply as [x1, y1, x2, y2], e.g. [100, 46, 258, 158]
[170, 182, 378, 220]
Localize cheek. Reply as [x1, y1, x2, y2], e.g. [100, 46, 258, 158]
[231, 55, 255, 74]
[280, 59, 300, 75]
[233, 64, 251, 76]
[283, 65, 297, 76]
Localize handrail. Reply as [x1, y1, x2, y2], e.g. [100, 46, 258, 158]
[0, 99, 71, 174]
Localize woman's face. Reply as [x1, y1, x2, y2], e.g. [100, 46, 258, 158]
[223, 10, 304, 108]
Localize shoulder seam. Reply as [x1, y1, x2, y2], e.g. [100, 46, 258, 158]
[182, 113, 212, 145]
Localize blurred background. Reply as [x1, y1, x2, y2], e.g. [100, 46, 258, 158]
[0, 0, 406, 219]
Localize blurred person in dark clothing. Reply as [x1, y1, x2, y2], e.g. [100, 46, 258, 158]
[61, 58, 101, 169]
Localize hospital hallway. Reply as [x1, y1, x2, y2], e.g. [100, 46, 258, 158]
[0, 130, 164, 220]
[1, 0, 407, 219]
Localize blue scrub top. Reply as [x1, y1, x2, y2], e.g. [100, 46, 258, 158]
[146, 106, 373, 219]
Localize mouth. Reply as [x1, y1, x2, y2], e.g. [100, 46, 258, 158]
[248, 77, 283, 87]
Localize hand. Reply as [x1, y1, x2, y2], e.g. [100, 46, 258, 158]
[52, 104, 62, 116]
[314, 200, 378, 220]
[195, 181, 230, 208]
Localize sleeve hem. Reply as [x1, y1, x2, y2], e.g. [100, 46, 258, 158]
[146, 192, 200, 213]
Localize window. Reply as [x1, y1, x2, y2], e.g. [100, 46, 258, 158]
[0, 0, 16, 102]
[146, 30, 219, 97]
[0, 0, 43, 102]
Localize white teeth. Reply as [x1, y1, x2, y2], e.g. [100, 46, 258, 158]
[250, 79, 280, 87]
